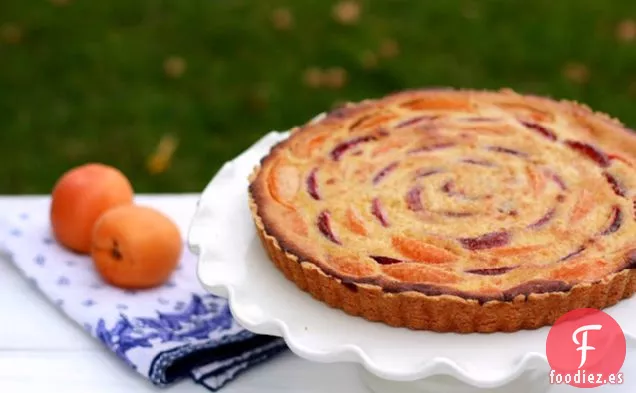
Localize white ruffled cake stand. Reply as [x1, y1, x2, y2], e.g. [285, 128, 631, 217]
[188, 131, 636, 393]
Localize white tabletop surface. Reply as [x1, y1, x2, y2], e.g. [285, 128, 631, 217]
[0, 195, 632, 393]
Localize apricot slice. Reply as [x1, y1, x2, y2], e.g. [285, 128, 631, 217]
[391, 236, 457, 263]
[326, 255, 378, 278]
[91, 205, 182, 289]
[496, 102, 553, 122]
[345, 207, 368, 236]
[267, 161, 300, 207]
[570, 189, 595, 223]
[349, 113, 396, 131]
[371, 139, 407, 156]
[280, 208, 308, 237]
[550, 259, 608, 281]
[603, 172, 625, 197]
[50, 163, 134, 254]
[487, 244, 545, 257]
[525, 166, 546, 195]
[291, 131, 329, 158]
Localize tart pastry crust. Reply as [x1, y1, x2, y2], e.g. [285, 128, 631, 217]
[248, 88, 636, 332]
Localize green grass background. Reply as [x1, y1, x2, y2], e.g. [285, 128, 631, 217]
[1, 0, 635, 194]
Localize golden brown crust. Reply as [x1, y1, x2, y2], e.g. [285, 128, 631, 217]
[247, 87, 636, 332]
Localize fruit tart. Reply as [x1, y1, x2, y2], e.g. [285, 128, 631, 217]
[247, 88, 636, 333]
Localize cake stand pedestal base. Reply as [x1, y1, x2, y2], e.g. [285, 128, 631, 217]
[358, 367, 551, 393]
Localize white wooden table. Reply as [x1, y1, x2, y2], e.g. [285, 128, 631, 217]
[0, 195, 632, 393]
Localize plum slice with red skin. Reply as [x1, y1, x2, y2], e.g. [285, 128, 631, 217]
[331, 135, 377, 161]
[408, 143, 454, 154]
[405, 186, 424, 211]
[465, 266, 516, 275]
[459, 231, 510, 250]
[370, 256, 404, 265]
[486, 146, 527, 157]
[558, 246, 586, 262]
[306, 168, 320, 200]
[547, 171, 567, 191]
[415, 168, 442, 178]
[528, 208, 555, 229]
[520, 121, 557, 141]
[317, 210, 341, 244]
[373, 162, 399, 185]
[395, 115, 438, 128]
[599, 205, 622, 236]
[371, 198, 390, 227]
[603, 172, 625, 197]
[564, 140, 610, 168]
[349, 114, 394, 132]
[624, 250, 636, 269]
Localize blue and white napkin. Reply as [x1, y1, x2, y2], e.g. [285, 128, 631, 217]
[0, 196, 287, 391]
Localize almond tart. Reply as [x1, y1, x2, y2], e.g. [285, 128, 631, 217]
[247, 88, 636, 333]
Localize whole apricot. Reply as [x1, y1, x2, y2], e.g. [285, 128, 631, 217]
[50, 163, 134, 254]
[91, 205, 183, 289]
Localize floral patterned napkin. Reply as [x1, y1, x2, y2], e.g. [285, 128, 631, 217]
[0, 196, 287, 391]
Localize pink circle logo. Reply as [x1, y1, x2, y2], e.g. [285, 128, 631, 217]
[546, 308, 626, 388]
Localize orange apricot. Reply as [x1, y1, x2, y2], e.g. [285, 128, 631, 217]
[50, 163, 134, 254]
[91, 205, 183, 289]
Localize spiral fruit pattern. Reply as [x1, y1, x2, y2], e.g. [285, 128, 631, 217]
[248, 88, 636, 332]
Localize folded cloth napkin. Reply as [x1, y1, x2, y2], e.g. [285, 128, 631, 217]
[0, 195, 287, 391]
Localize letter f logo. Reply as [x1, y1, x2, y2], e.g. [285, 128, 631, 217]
[572, 324, 603, 369]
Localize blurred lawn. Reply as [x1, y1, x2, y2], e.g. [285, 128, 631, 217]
[0, 0, 635, 194]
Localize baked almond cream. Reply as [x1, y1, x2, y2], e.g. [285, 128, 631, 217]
[248, 88, 636, 333]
